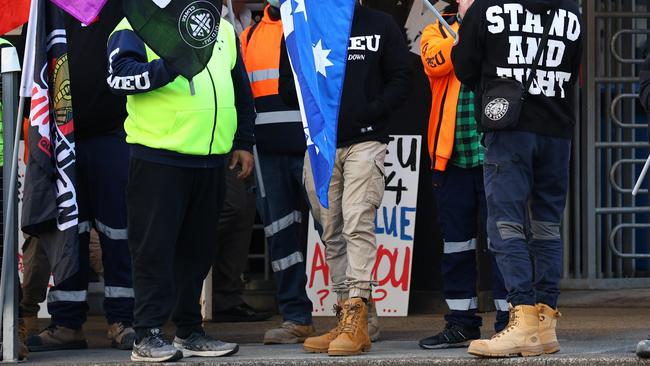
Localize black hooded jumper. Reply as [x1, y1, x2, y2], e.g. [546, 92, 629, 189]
[451, 0, 583, 139]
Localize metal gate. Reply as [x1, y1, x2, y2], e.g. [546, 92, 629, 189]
[565, 0, 650, 288]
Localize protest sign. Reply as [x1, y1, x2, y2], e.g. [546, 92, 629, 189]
[306, 135, 421, 317]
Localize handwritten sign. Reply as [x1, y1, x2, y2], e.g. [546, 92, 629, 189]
[306, 135, 421, 317]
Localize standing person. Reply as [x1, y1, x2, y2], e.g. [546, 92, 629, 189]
[451, 0, 582, 358]
[417, 0, 508, 351]
[107, 10, 255, 363]
[210, 4, 271, 325]
[300, 2, 412, 356]
[239, 0, 315, 344]
[222, 0, 253, 35]
[26, 1, 137, 352]
[19, 236, 50, 336]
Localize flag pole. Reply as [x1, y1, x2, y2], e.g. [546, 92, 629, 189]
[0, 44, 24, 362]
[632, 154, 650, 196]
[419, 0, 458, 45]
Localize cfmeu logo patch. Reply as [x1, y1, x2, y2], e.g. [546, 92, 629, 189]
[484, 98, 510, 121]
[179, 1, 220, 49]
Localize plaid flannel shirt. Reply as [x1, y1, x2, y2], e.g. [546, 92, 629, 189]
[450, 84, 483, 168]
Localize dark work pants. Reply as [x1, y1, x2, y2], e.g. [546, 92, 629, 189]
[483, 131, 570, 309]
[212, 165, 256, 312]
[127, 157, 225, 339]
[20, 237, 51, 317]
[256, 151, 313, 325]
[48, 134, 133, 329]
[433, 165, 508, 332]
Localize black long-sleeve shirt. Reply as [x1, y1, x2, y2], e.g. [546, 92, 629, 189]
[451, 0, 583, 139]
[279, 5, 412, 148]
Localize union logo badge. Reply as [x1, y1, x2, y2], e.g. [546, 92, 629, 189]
[178, 1, 220, 49]
[484, 98, 510, 121]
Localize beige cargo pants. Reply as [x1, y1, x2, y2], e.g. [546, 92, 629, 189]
[304, 141, 386, 300]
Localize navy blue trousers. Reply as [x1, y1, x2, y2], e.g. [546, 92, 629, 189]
[483, 131, 570, 308]
[255, 151, 313, 325]
[433, 165, 509, 332]
[48, 134, 133, 329]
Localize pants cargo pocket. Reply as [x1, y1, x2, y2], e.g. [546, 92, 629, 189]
[366, 151, 386, 208]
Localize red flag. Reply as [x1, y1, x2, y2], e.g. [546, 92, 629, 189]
[0, 0, 31, 35]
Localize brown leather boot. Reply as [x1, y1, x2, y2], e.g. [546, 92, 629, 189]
[108, 322, 136, 350]
[303, 304, 343, 353]
[468, 305, 543, 358]
[26, 325, 88, 352]
[328, 298, 371, 356]
[18, 318, 29, 360]
[263, 321, 316, 344]
[537, 303, 561, 354]
[23, 315, 40, 337]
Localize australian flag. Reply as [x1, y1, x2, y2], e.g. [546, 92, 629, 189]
[280, 0, 354, 208]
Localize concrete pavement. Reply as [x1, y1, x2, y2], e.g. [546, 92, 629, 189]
[23, 305, 650, 365]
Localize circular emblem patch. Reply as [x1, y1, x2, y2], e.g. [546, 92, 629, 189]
[484, 98, 510, 121]
[178, 1, 220, 49]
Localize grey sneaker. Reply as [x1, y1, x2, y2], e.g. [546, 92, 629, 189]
[638, 338, 650, 358]
[173, 332, 239, 358]
[131, 329, 182, 363]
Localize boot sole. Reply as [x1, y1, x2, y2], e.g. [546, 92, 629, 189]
[468, 346, 544, 358]
[328, 344, 372, 356]
[542, 343, 560, 355]
[131, 350, 183, 362]
[304, 345, 329, 353]
[419, 340, 473, 350]
[28, 340, 88, 352]
[178, 345, 239, 358]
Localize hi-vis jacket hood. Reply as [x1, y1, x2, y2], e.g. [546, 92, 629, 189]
[420, 16, 461, 171]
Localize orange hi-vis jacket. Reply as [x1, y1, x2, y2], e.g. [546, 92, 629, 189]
[241, 6, 282, 99]
[240, 6, 304, 154]
[420, 17, 461, 172]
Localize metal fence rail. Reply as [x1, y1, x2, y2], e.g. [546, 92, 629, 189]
[572, 1, 650, 288]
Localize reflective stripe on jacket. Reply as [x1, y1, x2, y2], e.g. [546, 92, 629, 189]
[240, 6, 301, 126]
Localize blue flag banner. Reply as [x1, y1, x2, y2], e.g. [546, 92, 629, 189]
[280, 0, 354, 208]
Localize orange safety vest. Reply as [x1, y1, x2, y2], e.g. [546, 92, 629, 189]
[240, 5, 301, 126]
[421, 18, 462, 172]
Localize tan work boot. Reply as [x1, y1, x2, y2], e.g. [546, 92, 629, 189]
[18, 318, 29, 360]
[26, 325, 88, 352]
[367, 299, 380, 342]
[328, 298, 371, 356]
[264, 321, 316, 344]
[23, 315, 40, 337]
[537, 303, 561, 354]
[108, 322, 136, 350]
[303, 304, 343, 353]
[468, 305, 543, 358]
